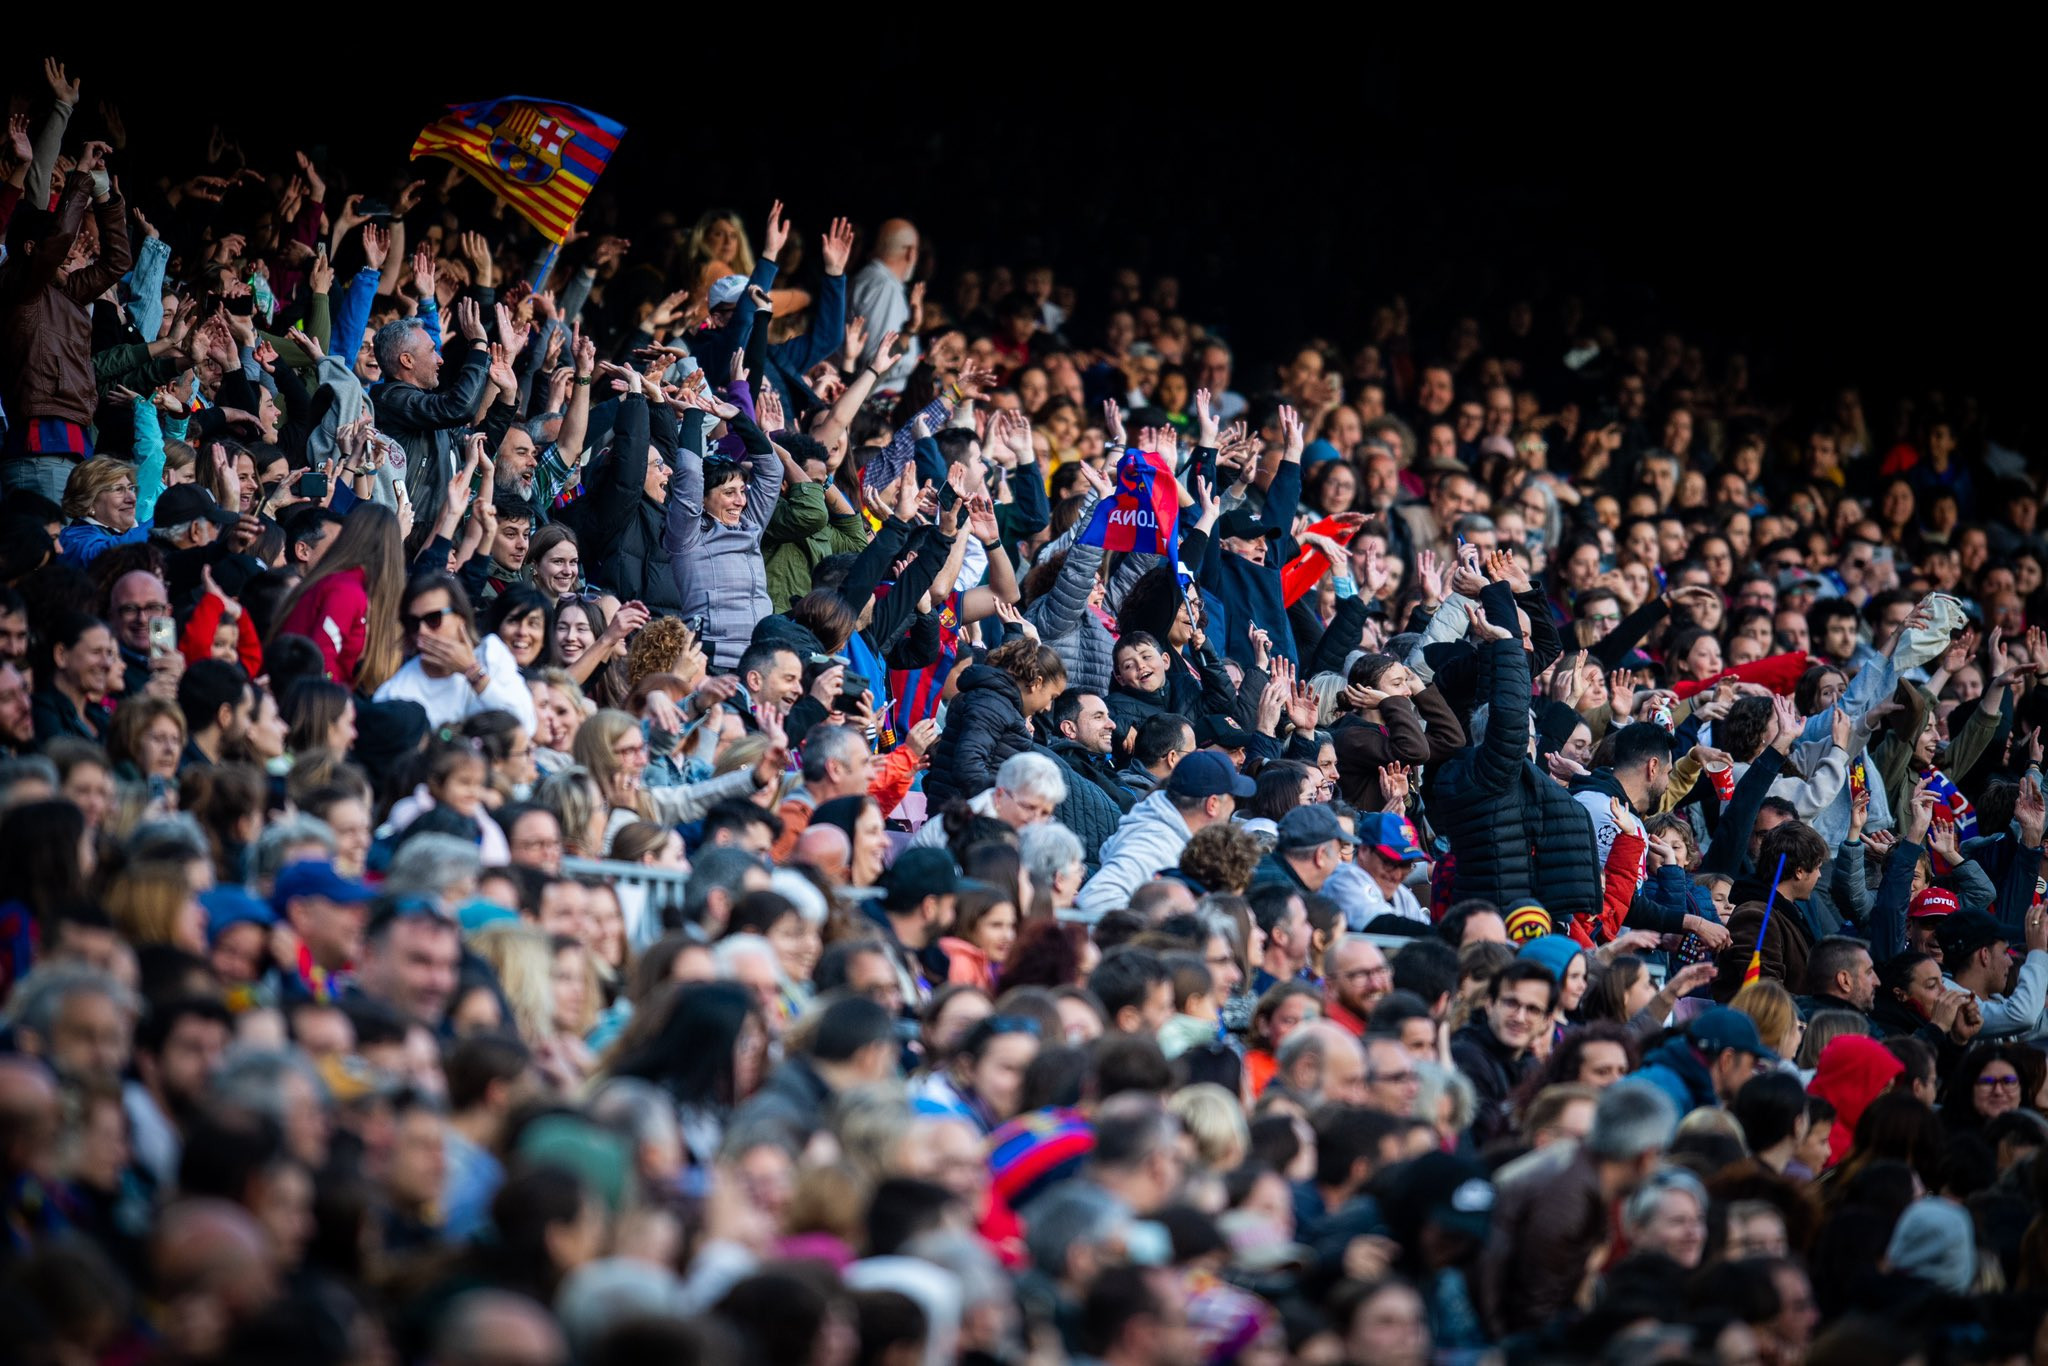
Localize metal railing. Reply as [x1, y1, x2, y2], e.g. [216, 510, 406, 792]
[562, 856, 690, 951]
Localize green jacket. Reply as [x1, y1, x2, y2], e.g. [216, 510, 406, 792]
[763, 481, 869, 612]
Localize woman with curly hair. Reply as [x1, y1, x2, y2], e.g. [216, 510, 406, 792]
[625, 616, 706, 696]
[1179, 822, 1264, 896]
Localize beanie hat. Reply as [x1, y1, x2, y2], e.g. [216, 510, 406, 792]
[987, 1106, 1094, 1211]
[1518, 933, 1584, 985]
[1504, 900, 1553, 943]
[1885, 1197, 1976, 1293]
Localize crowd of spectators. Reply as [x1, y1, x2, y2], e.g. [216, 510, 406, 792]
[3, 53, 2047, 1366]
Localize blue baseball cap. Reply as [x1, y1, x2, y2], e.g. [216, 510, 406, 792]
[1687, 1006, 1778, 1063]
[1167, 750, 1258, 800]
[202, 887, 275, 942]
[1356, 811, 1426, 863]
[271, 860, 373, 917]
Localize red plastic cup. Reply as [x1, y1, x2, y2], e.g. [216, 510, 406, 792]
[1706, 759, 1735, 802]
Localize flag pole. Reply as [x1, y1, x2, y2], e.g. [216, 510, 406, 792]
[1742, 853, 1789, 985]
[529, 240, 561, 291]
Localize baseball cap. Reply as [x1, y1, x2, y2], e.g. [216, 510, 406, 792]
[1686, 1005, 1778, 1062]
[271, 860, 372, 917]
[1194, 714, 1254, 751]
[881, 848, 960, 911]
[1503, 898, 1552, 943]
[1908, 887, 1961, 920]
[1356, 811, 1426, 863]
[1167, 750, 1257, 800]
[1215, 509, 1281, 542]
[202, 886, 275, 942]
[1935, 908, 2006, 962]
[1776, 567, 1825, 594]
[1275, 805, 1361, 852]
[155, 484, 241, 529]
[1381, 1151, 1494, 1240]
[707, 274, 749, 309]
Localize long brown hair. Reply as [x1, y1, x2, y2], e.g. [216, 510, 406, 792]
[271, 501, 406, 692]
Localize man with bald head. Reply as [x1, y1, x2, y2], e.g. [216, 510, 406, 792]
[0, 1055, 63, 1195]
[1274, 1021, 1369, 1107]
[108, 568, 183, 698]
[794, 823, 852, 882]
[850, 217, 922, 388]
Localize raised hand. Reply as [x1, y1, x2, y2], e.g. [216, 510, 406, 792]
[1465, 602, 1513, 642]
[1769, 692, 1803, 752]
[870, 329, 907, 375]
[1278, 405, 1304, 461]
[1379, 762, 1412, 809]
[1104, 398, 1128, 449]
[44, 57, 81, 105]
[648, 288, 691, 331]
[1194, 388, 1219, 447]
[487, 344, 519, 394]
[6, 115, 31, 163]
[361, 223, 391, 271]
[412, 248, 437, 303]
[457, 230, 495, 287]
[758, 385, 786, 434]
[760, 198, 792, 262]
[820, 216, 855, 275]
[454, 298, 488, 343]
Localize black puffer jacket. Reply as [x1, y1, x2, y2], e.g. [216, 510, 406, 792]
[1431, 583, 1599, 928]
[924, 666, 1035, 805]
[1039, 742, 1121, 874]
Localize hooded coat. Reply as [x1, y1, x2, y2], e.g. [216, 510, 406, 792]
[1805, 1034, 1905, 1169]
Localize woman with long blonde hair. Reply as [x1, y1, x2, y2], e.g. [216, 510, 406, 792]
[569, 709, 782, 848]
[271, 501, 407, 693]
[469, 921, 593, 1090]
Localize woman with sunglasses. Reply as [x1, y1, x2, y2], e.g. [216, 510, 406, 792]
[372, 572, 538, 733]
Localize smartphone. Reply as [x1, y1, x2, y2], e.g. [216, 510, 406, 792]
[224, 293, 255, 316]
[315, 241, 327, 259]
[683, 613, 710, 638]
[296, 470, 329, 499]
[836, 673, 870, 714]
[148, 615, 176, 660]
[356, 198, 394, 220]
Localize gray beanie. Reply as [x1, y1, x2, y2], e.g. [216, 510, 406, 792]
[1884, 1197, 1976, 1294]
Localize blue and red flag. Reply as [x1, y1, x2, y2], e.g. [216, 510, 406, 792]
[411, 96, 624, 244]
[1078, 447, 1180, 558]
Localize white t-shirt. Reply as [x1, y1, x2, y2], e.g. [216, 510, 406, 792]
[372, 633, 537, 734]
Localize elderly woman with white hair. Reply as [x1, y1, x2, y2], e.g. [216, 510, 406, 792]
[1019, 821, 1086, 912]
[908, 750, 1069, 851]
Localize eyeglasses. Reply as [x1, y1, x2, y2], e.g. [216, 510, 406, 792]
[612, 740, 649, 761]
[1977, 1073, 2023, 1089]
[115, 602, 171, 618]
[1585, 612, 1621, 625]
[402, 608, 451, 634]
[1370, 1068, 1417, 1086]
[1495, 997, 1552, 1018]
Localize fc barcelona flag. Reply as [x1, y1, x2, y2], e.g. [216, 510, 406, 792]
[411, 96, 625, 243]
[1078, 447, 1180, 558]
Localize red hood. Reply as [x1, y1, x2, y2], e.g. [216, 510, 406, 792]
[1806, 1035, 1904, 1167]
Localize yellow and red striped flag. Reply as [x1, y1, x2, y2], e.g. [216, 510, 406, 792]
[411, 96, 624, 244]
[1741, 853, 1788, 986]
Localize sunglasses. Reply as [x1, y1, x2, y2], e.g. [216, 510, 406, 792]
[402, 608, 452, 634]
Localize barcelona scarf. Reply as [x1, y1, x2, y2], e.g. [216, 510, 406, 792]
[1078, 447, 1180, 558]
[411, 96, 624, 244]
[1919, 765, 1977, 873]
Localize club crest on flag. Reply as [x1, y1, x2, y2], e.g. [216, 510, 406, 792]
[412, 95, 625, 244]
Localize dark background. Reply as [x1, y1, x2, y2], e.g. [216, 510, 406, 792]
[9, 35, 2036, 439]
